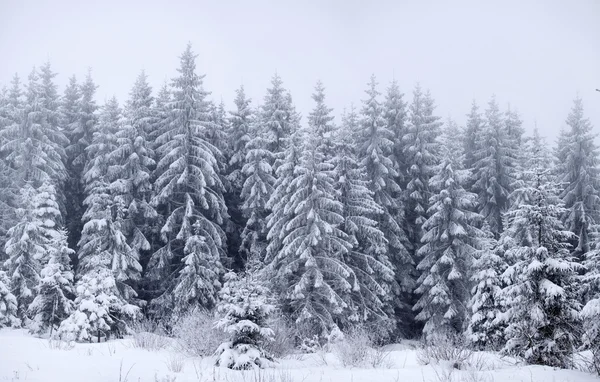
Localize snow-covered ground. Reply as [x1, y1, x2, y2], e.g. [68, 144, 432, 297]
[0, 329, 597, 382]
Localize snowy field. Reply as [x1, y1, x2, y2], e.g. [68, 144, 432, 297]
[1, 329, 597, 382]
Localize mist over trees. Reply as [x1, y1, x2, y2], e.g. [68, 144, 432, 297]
[0, 44, 598, 369]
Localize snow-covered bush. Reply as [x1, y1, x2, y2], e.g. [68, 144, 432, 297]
[416, 334, 473, 370]
[0, 270, 19, 328]
[215, 271, 275, 370]
[332, 327, 371, 367]
[172, 308, 226, 357]
[263, 317, 296, 358]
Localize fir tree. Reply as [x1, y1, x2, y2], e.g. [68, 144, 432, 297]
[383, 79, 408, 188]
[498, 169, 582, 368]
[403, 85, 442, 256]
[109, 72, 157, 288]
[333, 109, 396, 329]
[260, 74, 296, 166]
[215, 271, 275, 370]
[0, 270, 19, 328]
[28, 229, 74, 336]
[266, 127, 354, 335]
[149, 44, 227, 315]
[472, 96, 516, 237]
[464, 101, 484, 172]
[558, 97, 600, 260]
[225, 86, 254, 269]
[414, 155, 482, 338]
[308, 81, 336, 160]
[0, 67, 67, 187]
[356, 75, 413, 330]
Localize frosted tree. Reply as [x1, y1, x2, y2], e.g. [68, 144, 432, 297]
[441, 118, 464, 168]
[109, 71, 156, 282]
[467, 224, 506, 350]
[403, 85, 442, 257]
[215, 271, 275, 370]
[414, 155, 482, 338]
[464, 101, 484, 171]
[498, 170, 582, 368]
[557, 97, 600, 260]
[308, 81, 336, 160]
[356, 75, 413, 327]
[333, 110, 396, 329]
[225, 86, 254, 268]
[28, 229, 74, 336]
[149, 44, 227, 315]
[0, 67, 67, 187]
[58, 266, 139, 342]
[504, 106, 525, 146]
[79, 98, 141, 302]
[472, 96, 517, 237]
[4, 184, 53, 320]
[64, 71, 98, 254]
[264, 129, 303, 271]
[383, 79, 408, 188]
[260, 74, 296, 166]
[581, 245, 600, 372]
[0, 270, 19, 328]
[149, 82, 171, 154]
[239, 125, 275, 265]
[266, 127, 354, 335]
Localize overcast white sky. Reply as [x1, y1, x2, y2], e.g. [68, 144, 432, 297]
[1, 0, 598, 140]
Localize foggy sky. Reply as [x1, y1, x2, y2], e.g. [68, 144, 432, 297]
[1, 0, 599, 140]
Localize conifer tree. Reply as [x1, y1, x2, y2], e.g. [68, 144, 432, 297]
[472, 96, 516, 237]
[266, 126, 354, 335]
[414, 155, 482, 338]
[149, 44, 227, 315]
[403, 85, 442, 256]
[109, 72, 157, 286]
[215, 271, 275, 370]
[308, 81, 336, 160]
[498, 169, 582, 368]
[225, 86, 254, 268]
[557, 97, 600, 260]
[0, 270, 19, 328]
[467, 224, 506, 349]
[29, 229, 74, 336]
[383, 79, 408, 188]
[464, 101, 484, 172]
[239, 123, 274, 265]
[356, 76, 413, 324]
[334, 109, 396, 328]
[1, 67, 67, 187]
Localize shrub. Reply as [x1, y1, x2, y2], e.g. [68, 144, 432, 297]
[416, 334, 474, 370]
[172, 308, 227, 357]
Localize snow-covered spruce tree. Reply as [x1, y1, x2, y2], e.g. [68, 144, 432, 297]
[109, 71, 157, 288]
[63, 71, 98, 253]
[403, 85, 442, 258]
[464, 100, 484, 172]
[383, 79, 408, 188]
[4, 183, 58, 321]
[0, 67, 67, 187]
[441, 118, 464, 168]
[557, 97, 600, 261]
[308, 81, 336, 161]
[356, 75, 413, 334]
[414, 154, 483, 338]
[79, 97, 141, 303]
[215, 271, 275, 370]
[260, 74, 296, 168]
[28, 229, 74, 336]
[149, 44, 226, 316]
[472, 96, 517, 237]
[467, 224, 506, 350]
[239, 123, 275, 266]
[225, 86, 254, 269]
[265, 126, 355, 336]
[497, 169, 582, 368]
[0, 270, 19, 328]
[333, 109, 396, 330]
[264, 128, 303, 274]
